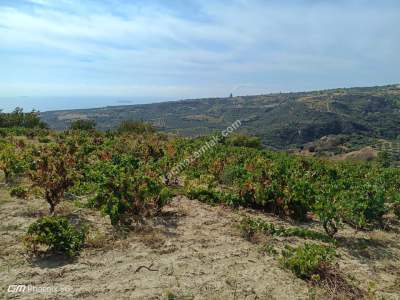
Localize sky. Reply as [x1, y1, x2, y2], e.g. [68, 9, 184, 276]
[0, 0, 399, 111]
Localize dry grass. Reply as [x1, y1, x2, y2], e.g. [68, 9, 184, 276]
[85, 230, 110, 249]
[138, 228, 166, 249]
[312, 265, 366, 300]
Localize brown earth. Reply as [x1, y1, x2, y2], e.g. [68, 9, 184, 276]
[0, 188, 399, 300]
[334, 146, 378, 162]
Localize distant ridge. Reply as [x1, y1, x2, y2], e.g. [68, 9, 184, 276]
[41, 84, 400, 149]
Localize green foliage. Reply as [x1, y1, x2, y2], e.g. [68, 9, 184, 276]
[87, 157, 171, 227]
[314, 182, 341, 237]
[186, 186, 242, 207]
[258, 242, 278, 256]
[38, 137, 51, 143]
[0, 129, 7, 138]
[0, 116, 397, 241]
[41, 85, 400, 151]
[117, 120, 155, 134]
[179, 141, 399, 235]
[339, 182, 386, 228]
[0, 107, 48, 129]
[284, 174, 315, 221]
[387, 95, 400, 109]
[225, 134, 262, 149]
[280, 243, 336, 279]
[377, 151, 391, 167]
[10, 186, 29, 199]
[24, 216, 85, 257]
[394, 200, 400, 219]
[225, 155, 316, 221]
[69, 119, 96, 131]
[239, 217, 332, 242]
[219, 163, 248, 185]
[0, 143, 26, 183]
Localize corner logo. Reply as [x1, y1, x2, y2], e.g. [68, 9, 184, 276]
[8, 285, 27, 293]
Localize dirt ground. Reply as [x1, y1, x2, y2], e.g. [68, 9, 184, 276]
[1, 188, 399, 300]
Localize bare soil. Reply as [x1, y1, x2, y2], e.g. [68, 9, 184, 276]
[1, 189, 399, 300]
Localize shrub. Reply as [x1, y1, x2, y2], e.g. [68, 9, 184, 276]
[25, 129, 36, 139]
[88, 160, 171, 227]
[69, 119, 96, 131]
[394, 203, 400, 219]
[225, 134, 262, 149]
[280, 243, 336, 279]
[219, 164, 249, 185]
[239, 216, 276, 239]
[258, 242, 278, 256]
[10, 186, 29, 199]
[0, 128, 7, 138]
[24, 216, 85, 257]
[29, 143, 80, 214]
[313, 183, 341, 237]
[117, 120, 155, 134]
[377, 151, 391, 167]
[186, 186, 242, 207]
[284, 176, 314, 221]
[233, 157, 316, 221]
[339, 182, 386, 228]
[38, 137, 51, 143]
[187, 187, 221, 204]
[0, 143, 26, 183]
[239, 216, 332, 242]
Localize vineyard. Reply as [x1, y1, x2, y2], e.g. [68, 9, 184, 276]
[1, 110, 400, 299]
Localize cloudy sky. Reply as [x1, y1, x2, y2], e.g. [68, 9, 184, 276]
[0, 0, 399, 110]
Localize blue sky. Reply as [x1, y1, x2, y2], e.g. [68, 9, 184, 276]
[0, 0, 400, 110]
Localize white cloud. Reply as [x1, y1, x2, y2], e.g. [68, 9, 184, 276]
[0, 0, 399, 99]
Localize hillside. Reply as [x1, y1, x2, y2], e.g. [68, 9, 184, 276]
[1, 122, 400, 299]
[41, 84, 400, 150]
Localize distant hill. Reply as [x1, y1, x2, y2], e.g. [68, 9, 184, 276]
[41, 84, 400, 150]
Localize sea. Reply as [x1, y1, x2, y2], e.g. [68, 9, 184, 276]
[0, 96, 176, 113]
